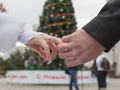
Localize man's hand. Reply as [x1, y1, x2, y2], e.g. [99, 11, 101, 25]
[57, 29, 105, 67]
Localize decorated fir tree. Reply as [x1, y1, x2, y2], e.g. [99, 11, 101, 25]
[37, 0, 77, 69]
[38, 0, 77, 37]
[0, 3, 7, 13]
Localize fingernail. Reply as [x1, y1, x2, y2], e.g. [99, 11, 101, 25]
[44, 60, 52, 65]
[47, 61, 52, 65]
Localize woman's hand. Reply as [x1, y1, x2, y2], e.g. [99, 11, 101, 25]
[26, 34, 62, 63]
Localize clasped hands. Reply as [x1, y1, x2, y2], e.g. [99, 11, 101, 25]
[26, 29, 105, 67]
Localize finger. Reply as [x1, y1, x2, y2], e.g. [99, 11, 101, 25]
[39, 40, 51, 61]
[62, 34, 72, 43]
[59, 50, 75, 59]
[50, 36, 63, 45]
[65, 57, 82, 67]
[58, 42, 79, 59]
[27, 44, 46, 60]
[65, 58, 77, 67]
[37, 47, 46, 60]
[47, 41, 57, 64]
[57, 42, 72, 53]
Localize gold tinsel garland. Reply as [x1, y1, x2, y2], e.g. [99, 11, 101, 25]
[40, 21, 74, 30]
[40, 12, 74, 22]
[46, 2, 72, 9]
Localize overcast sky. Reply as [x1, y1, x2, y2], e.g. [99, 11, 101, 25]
[1, 0, 106, 29]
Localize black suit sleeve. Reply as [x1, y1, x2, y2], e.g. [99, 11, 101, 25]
[82, 0, 120, 52]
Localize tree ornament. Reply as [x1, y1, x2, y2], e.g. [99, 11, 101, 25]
[59, 0, 63, 2]
[68, 18, 71, 21]
[51, 6, 55, 10]
[68, 21, 71, 24]
[60, 8, 64, 12]
[62, 16, 66, 19]
[61, 30, 64, 33]
[50, 14, 54, 17]
[46, 16, 48, 19]
[55, 16, 58, 19]
[66, 25, 70, 29]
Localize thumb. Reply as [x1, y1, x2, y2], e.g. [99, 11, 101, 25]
[62, 34, 72, 43]
[50, 36, 63, 45]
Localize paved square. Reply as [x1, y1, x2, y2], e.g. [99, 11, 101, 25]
[0, 78, 120, 90]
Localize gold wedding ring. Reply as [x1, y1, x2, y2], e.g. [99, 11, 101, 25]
[64, 43, 69, 52]
[64, 43, 72, 52]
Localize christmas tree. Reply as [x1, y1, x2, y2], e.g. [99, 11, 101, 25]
[37, 0, 77, 69]
[38, 0, 77, 37]
[0, 3, 7, 13]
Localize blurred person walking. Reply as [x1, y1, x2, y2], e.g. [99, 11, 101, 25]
[65, 66, 79, 90]
[93, 54, 113, 90]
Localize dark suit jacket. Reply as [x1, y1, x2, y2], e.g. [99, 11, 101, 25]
[83, 0, 120, 52]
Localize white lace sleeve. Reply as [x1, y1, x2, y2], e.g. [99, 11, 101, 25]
[0, 13, 24, 52]
[17, 16, 48, 44]
[0, 13, 47, 53]
[18, 27, 48, 44]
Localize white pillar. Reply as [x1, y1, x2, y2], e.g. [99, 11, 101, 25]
[114, 42, 120, 76]
[108, 42, 120, 77]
